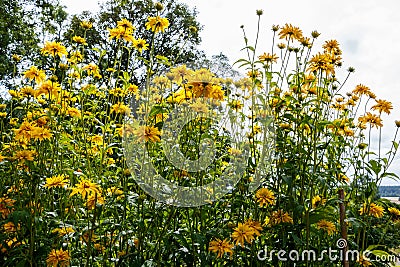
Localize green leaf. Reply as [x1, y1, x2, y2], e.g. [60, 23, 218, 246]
[149, 105, 168, 117]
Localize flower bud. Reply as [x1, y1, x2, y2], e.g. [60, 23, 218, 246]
[155, 2, 164, 11]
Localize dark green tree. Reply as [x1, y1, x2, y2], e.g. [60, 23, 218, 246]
[64, 0, 203, 85]
[0, 0, 67, 84]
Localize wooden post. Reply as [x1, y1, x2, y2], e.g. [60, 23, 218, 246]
[339, 189, 349, 267]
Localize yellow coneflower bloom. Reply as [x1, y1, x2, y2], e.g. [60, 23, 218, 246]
[231, 222, 256, 247]
[307, 53, 335, 75]
[255, 188, 275, 207]
[352, 84, 370, 96]
[133, 125, 161, 143]
[145, 16, 169, 33]
[269, 210, 294, 225]
[358, 112, 383, 128]
[44, 175, 69, 189]
[15, 150, 36, 162]
[244, 219, 263, 236]
[359, 203, 384, 218]
[36, 80, 61, 97]
[41, 41, 68, 58]
[316, 220, 336, 235]
[52, 227, 75, 237]
[258, 52, 278, 64]
[357, 255, 372, 267]
[86, 193, 105, 210]
[208, 238, 234, 258]
[133, 38, 149, 53]
[46, 249, 70, 267]
[72, 36, 87, 45]
[31, 127, 52, 141]
[24, 66, 47, 84]
[80, 21, 92, 29]
[117, 18, 135, 31]
[279, 23, 303, 41]
[69, 179, 101, 198]
[323, 39, 342, 55]
[388, 207, 400, 216]
[111, 102, 131, 114]
[371, 99, 393, 115]
[312, 195, 326, 208]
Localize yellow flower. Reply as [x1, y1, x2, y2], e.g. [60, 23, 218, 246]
[0, 112, 6, 118]
[358, 112, 383, 128]
[388, 207, 400, 216]
[337, 173, 350, 183]
[255, 188, 275, 207]
[323, 39, 342, 55]
[41, 41, 68, 58]
[72, 36, 87, 45]
[127, 83, 139, 94]
[117, 18, 135, 31]
[208, 238, 234, 258]
[359, 203, 384, 218]
[37, 80, 61, 97]
[52, 227, 75, 237]
[24, 66, 46, 84]
[80, 21, 93, 29]
[145, 16, 169, 33]
[229, 100, 244, 111]
[269, 210, 293, 225]
[247, 69, 261, 79]
[231, 222, 256, 247]
[68, 51, 83, 64]
[133, 125, 161, 143]
[46, 249, 70, 267]
[133, 38, 149, 53]
[357, 255, 372, 267]
[244, 219, 263, 236]
[15, 150, 36, 162]
[228, 147, 241, 156]
[108, 27, 135, 42]
[258, 52, 278, 64]
[89, 135, 103, 145]
[69, 179, 101, 198]
[0, 198, 16, 219]
[352, 84, 370, 96]
[20, 86, 36, 97]
[3, 221, 18, 233]
[316, 220, 336, 235]
[371, 99, 393, 115]
[67, 107, 81, 118]
[279, 23, 303, 41]
[86, 193, 105, 209]
[0, 154, 5, 162]
[44, 175, 69, 189]
[83, 63, 100, 76]
[312, 195, 326, 208]
[107, 187, 124, 196]
[31, 127, 52, 141]
[307, 53, 335, 75]
[111, 102, 131, 114]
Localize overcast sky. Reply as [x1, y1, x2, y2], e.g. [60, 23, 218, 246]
[62, 0, 400, 185]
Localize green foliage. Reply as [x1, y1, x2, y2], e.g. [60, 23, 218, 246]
[0, 0, 67, 83]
